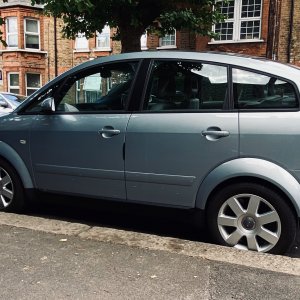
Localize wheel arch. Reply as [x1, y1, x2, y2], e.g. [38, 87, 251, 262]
[195, 158, 300, 218]
[0, 141, 34, 189]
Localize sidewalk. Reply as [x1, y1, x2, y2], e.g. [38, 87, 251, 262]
[0, 215, 299, 299]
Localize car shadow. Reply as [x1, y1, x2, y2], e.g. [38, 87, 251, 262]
[24, 192, 300, 258]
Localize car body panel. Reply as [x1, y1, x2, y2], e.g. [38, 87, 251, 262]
[30, 113, 130, 199]
[196, 158, 300, 216]
[125, 112, 239, 207]
[0, 114, 33, 188]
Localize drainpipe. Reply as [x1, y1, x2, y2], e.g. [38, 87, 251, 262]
[287, 0, 294, 63]
[54, 17, 58, 77]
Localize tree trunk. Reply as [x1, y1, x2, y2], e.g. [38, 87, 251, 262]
[119, 25, 145, 53]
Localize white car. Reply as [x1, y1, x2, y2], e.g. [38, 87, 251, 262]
[0, 92, 26, 115]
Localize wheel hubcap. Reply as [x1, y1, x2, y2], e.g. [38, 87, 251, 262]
[0, 167, 14, 208]
[217, 193, 281, 252]
[241, 216, 256, 230]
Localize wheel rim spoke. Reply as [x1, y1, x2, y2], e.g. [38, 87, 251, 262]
[258, 227, 279, 246]
[246, 235, 259, 251]
[247, 195, 261, 215]
[227, 197, 245, 217]
[1, 188, 13, 200]
[1, 175, 10, 186]
[225, 229, 243, 245]
[257, 211, 279, 225]
[218, 215, 237, 227]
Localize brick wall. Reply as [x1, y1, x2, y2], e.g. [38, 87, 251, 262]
[277, 0, 300, 66]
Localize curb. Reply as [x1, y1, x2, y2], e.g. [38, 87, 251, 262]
[0, 212, 299, 276]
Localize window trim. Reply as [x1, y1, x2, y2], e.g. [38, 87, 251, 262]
[8, 72, 20, 94]
[24, 18, 40, 50]
[211, 0, 263, 44]
[26, 73, 41, 96]
[6, 17, 18, 48]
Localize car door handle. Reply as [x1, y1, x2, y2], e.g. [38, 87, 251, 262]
[99, 127, 121, 138]
[202, 130, 230, 137]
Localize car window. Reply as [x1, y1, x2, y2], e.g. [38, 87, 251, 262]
[25, 61, 138, 113]
[233, 69, 298, 109]
[144, 60, 228, 111]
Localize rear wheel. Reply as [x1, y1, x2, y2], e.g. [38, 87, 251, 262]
[0, 158, 25, 212]
[207, 183, 297, 254]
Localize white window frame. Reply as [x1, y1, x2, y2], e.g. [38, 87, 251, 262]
[24, 18, 40, 50]
[211, 0, 263, 44]
[8, 72, 20, 94]
[157, 30, 176, 49]
[75, 32, 89, 50]
[6, 17, 18, 48]
[140, 32, 148, 50]
[96, 25, 111, 51]
[26, 73, 41, 96]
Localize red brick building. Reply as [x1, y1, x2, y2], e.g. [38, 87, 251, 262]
[0, 0, 299, 95]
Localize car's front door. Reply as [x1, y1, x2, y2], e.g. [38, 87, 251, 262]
[28, 61, 139, 200]
[125, 60, 239, 207]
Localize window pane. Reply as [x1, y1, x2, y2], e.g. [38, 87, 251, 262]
[233, 69, 298, 109]
[9, 89, 20, 94]
[56, 62, 138, 112]
[241, 0, 262, 18]
[7, 17, 17, 32]
[144, 61, 227, 111]
[25, 34, 39, 49]
[97, 25, 110, 49]
[219, 0, 235, 19]
[25, 19, 38, 33]
[75, 33, 88, 49]
[240, 21, 260, 39]
[9, 73, 19, 86]
[160, 31, 176, 47]
[215, 22, 234, 41]
[27, 74, 41, 88]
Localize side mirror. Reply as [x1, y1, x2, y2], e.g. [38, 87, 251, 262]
[41, 97, 55, 113]
[0, 100, 8, 108]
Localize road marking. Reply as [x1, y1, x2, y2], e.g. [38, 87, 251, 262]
[0, 212, 299, 276]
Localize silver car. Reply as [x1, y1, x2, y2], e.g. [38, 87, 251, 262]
[0, 51, 299, 254]
[0, 92, 26, 115]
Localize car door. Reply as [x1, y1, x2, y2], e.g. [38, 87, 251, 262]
[125, 59, 239, 208]
[27, 60, 139, 200]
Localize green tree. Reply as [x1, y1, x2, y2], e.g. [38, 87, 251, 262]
[31, 0, 224, 53]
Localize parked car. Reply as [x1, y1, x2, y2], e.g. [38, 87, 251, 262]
[0, 51, 299, 254]
[0, 92, 26, 115]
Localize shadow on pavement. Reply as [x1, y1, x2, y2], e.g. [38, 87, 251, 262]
[24, 192, 300, 258]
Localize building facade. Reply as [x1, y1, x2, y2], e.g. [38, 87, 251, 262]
[0, 0, 299, 95]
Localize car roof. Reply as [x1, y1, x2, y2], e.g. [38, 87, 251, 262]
[57, 51, 299, 83]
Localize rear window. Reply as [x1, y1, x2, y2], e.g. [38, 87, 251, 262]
[233, 69, 298, 109]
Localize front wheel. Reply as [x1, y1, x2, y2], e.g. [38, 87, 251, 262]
[206, 183, 297, 254]
[0, 158, 25, 212]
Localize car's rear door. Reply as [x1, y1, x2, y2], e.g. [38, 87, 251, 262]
[125, 59, 239, 208]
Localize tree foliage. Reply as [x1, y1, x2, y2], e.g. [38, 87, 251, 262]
[31, 0, 224, 52]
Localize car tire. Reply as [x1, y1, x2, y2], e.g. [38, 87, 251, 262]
[206, 182, 297, 254]
[0, 158, 25, 212]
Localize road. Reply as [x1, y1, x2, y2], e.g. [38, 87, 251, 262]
[0, 193, 300, 299]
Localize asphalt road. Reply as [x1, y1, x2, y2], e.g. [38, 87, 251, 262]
[25, 192, 300, 258]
